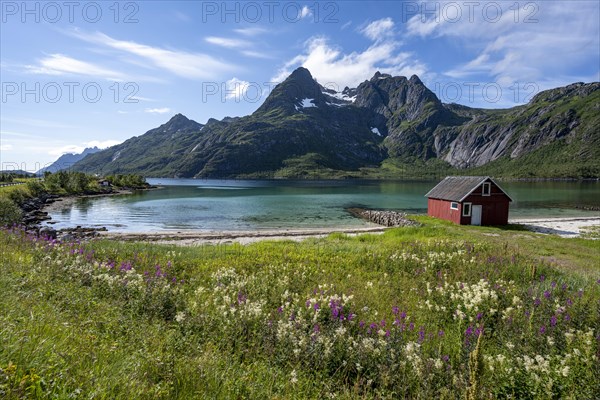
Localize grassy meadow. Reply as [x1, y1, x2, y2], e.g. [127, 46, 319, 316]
[1, 217, 599, 399]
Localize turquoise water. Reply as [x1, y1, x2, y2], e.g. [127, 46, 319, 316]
[45, 179, 600, 232]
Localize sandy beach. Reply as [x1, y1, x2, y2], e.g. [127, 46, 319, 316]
[508, 216, 600, 238]
[99, 226, 388, 245]
[94, 216, 600, 245]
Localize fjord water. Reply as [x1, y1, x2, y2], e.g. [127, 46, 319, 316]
[46, 179, 600, 232]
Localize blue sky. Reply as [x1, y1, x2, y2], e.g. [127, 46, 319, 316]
[1, 0, 599, 171]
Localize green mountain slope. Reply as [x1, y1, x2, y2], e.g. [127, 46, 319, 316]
[73, 68, 600, 179]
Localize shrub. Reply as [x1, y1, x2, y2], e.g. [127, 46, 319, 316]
[0, 198, 22, 226]
[26, 180, 46, 197]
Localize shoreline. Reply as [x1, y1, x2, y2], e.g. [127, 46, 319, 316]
[92, 216, 600, 245]
[99, 226, 389, 245]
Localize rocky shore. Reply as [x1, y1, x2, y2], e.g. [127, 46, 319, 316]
[19, 189, 142, 240]
[346, 208, 420, 227]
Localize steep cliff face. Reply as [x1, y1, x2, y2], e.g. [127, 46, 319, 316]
[73, 68, 600, 178]
[440, 82, 600, 169]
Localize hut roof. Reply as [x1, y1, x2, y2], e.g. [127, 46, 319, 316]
[424, 176, 512, 202]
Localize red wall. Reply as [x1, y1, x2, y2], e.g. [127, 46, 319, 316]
[462, 193, 510, 225]
[428, 198, 462, 224]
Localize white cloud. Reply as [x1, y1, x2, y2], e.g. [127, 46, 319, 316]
[406, 1, 600, 87]
[205, 36, 251, 49]
[225, 78, 251, 100]
[241, 50, 273, 59]
[299, 6, 312, 19]
[361, 18, 395, 41]
[145, 107, 171, 114]
[70, 31, 236, 80]
[0, 144, 13, 151]
[234, 27, 268, 36]
[25, 54, 125, 81]
[272, 36, 427, 89]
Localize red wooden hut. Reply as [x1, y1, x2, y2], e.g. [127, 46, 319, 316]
[425, 176, 512, 225]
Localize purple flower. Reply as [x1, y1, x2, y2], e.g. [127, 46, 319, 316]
[543, 290, 551, 299]
[438, 330, 445, 337]
[540, 325, 546, 334]
[465, 326, 474, 337]
[313, 324, 320, 333]
[534, 298, 541, 307]
[540, 274, 545, 282]
[566, 298, 573, 306]
[550, 315, 557, 327]
[476, 312, 483, 321]
[313, 303, 320, 311]
[564, 314, 571, 322]
[400, 311, 407, 319]
[359, 320, 365, 328]
[418, 326, 425, 343]
[306, 300, 311, 308]
[551, 281, 557, 288]
[277, 306, 283, 314]
[409, 322, 415, 331]
[392, 306, 399, 315]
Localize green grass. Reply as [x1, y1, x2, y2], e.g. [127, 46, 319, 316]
[1, 219, 599, 399]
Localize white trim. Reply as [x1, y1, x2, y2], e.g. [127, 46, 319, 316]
[450, 202, 459, 210]
[482, 182, 491, 196]
[462, 202, 472, 217]
[458, 177, 513, 202]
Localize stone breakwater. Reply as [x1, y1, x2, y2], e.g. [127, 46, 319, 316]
[346, 208, 420, 227]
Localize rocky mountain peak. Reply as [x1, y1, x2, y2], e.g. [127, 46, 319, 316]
[255, 67, 327, 114]
[159, 113, 203, 134]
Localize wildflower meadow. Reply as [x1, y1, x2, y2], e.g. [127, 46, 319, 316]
[1, 218, 599, 399]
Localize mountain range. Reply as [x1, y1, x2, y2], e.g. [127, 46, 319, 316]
[72, 68, 600, 179]
[38, 147, 100, 175]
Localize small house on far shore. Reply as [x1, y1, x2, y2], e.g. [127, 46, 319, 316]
[425, 176, 512, 226]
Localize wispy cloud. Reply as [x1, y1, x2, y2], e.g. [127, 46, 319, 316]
[1, 117, 78, 130]
[241, 50, 273, 59]
[0, 144, 13, 151]
[361, 18, 395, 41]
[205, 36, 251, 49]
[205, 34, 272, 58]
[25, 54, 126, 81]
[144, 107, 171, 114]
[406, 1, 600, 86]
[234, 27, 268, 36]
[71, 30, 236, 80]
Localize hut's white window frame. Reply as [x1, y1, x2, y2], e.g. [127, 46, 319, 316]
[482, 182, 491, 196]
[450, 202, 459, 210]
[462, 202, 472, 217]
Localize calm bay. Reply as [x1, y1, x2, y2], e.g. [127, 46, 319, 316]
[44, 179, 600, 232]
